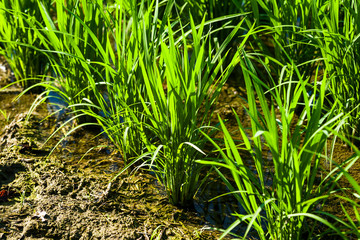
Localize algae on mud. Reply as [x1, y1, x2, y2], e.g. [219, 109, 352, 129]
[0, 110, 219, 240]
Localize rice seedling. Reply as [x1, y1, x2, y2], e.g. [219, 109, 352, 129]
[320, 158, 360, 238]
[0, 0, 51, 87]
[337, 164, 360, 238]
[48, 0, 252, 208]
[0, 108, 10, 122]
[198, 50, 352, 239]
[136, 14, 251, 207]
[313, 0, 360, 140]
[18, 0, 110, 116]
[19, 0, 175, 164]
[315, 135, 360, 238]
[238, 0, 325, 83]
[75, 0, 178, 163]
[173, 0, 245, 39]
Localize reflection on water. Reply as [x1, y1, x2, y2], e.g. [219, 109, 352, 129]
[194, 175, 245, 233]
[47, 90, 68, 116]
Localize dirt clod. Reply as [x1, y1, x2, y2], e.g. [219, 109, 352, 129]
[0, 112, 220, 239]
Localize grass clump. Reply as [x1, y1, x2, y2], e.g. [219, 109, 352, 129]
[314, 0, 360, 140]
[199, 51, 353, 239]
[0, 0, 51, 87]
[137, 16, 250, 206]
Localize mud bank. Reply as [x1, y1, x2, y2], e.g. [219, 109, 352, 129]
[0, 110, 223, 240]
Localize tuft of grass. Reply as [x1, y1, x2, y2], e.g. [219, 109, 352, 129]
[317, 134, 360, 238]
[33, 0, 109, 114]
[0, 0, 51, 87]
[74, 0, 175, 163]
[21, 0, 175, 164]
[137, 14, 250, 207]
[199, 49, 351, 239]
[0, 109, 10, 122]
[313, 0, 360, 140]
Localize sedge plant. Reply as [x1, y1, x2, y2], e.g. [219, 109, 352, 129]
[199, 50, 350, 239]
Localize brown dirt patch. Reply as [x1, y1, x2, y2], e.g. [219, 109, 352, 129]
[0, 112, 221, 240]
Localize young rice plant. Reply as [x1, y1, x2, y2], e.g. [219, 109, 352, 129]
[199, 51, 351, 239]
